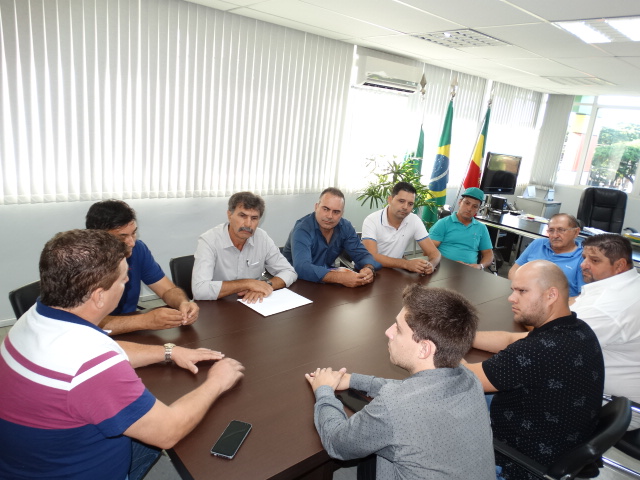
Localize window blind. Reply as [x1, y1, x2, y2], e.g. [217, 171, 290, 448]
[0, 0, 353, 204]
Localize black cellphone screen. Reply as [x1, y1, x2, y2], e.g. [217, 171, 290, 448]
[210, 420, 252, 459]
[336, 389, 371, 412]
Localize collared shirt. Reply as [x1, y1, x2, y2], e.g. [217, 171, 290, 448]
[361, 207, 429, 258]
[515, 238, 585, 297]
[283, 213, 381, 283]
[572, 268, 640, 428]
[192, 223, 297, 300]
[0, 301, 155, 479]
[312, 367, 495, 480]
[113, 240, 165, 314]
[428, 213, 492, 264]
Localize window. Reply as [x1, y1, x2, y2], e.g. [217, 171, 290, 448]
[557, 96, 640, 194]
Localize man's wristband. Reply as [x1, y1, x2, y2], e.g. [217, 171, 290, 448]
[479, 264, 485, 270]
[363, 264, 376, 277]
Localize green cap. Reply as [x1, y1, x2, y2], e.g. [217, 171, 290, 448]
[461, 187, 485, 203]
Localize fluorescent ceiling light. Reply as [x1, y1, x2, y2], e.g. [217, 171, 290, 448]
[606, 18, 640, 42]
[557, 21, 611, 43]
[556, 16, 640, 43]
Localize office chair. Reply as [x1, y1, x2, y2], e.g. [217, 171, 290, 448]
[8, 280, 41, 319]
[576, 187, 627, 234]
[602, 397, 640, 478]
[494, 395, 631, 480]
[169, 255, 195, 300]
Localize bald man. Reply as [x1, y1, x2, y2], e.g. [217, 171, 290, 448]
[465, 260, 604, 479]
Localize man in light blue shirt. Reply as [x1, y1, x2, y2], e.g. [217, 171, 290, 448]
[509, 213, 584, 297]
[429, 187, 493, 270]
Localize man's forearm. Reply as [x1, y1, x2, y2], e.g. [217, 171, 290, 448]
[161, 286, 191, 309]
[100, 313, 153, 335]
[118, 341, 165, 367]
[473, 330, 528, 353]
[370, 253, 408, 269]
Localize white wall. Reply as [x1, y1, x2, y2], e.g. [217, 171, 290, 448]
[0, 193, 380, 323]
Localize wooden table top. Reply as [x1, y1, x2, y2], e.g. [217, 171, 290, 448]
[118, 258, 522, 480]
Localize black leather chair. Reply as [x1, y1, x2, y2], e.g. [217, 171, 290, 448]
[577, 187, 627, 234]
[8, 281, 41, 319]
[169, 255, 195, 300]
[602, 398, 640, 477]
[494, 396, 631, 479]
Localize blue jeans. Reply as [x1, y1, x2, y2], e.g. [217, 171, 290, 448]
[128, 439, 162, 480]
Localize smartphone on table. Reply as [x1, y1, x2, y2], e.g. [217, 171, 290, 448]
[210, 420, 252, 459]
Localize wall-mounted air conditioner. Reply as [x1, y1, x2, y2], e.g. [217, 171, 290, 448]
[354, 50, 422, 94]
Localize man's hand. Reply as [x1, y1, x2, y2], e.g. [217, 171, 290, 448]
[178, 301, 199, 326]
[172, 346, 225, 374]
[207, 357, 245, 392]
[457, 261, 483, 270]
[237, 280, 274, 304]
[305, 367, 348, 392]
[405, 258, 434, 275]
[147, 307, 186, 329]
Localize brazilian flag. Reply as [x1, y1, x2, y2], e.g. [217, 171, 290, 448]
[423, 100, 453, 224]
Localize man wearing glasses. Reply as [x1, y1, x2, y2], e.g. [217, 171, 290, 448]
[508, 213, 584, 297]
[429, 187, 494, 270]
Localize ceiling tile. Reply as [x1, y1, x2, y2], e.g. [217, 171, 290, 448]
[397, 0, 541, 28]
[478, 23, 611, 58]
[242, 0, 397, 37]
[301, 0, 463, 34]
[507, 0, 640, 22]
[232, 7, 351, 39]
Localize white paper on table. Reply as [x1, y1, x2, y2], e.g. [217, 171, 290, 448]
[237, 288, 312, 317]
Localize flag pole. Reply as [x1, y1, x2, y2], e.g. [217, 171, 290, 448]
[456, 96, 493, 203]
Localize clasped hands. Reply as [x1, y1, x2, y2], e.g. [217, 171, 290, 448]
[405, 258, 434, 275]
[305, 367, 351, 392]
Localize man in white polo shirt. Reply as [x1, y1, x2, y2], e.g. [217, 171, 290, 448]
[362, 182, 441, 275]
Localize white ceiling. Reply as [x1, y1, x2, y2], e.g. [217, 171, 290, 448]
[186, 0, 640, 96]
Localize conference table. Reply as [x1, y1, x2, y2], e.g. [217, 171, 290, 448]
[118, 258, 522, 480]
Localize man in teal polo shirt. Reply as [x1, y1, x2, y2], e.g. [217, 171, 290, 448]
[429, 187, 493, 270]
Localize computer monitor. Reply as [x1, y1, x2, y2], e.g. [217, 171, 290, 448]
[479, 152, 522, 195]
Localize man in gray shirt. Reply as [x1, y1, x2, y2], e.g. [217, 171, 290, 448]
[305, 285, 495, 480]
[192, 192, 297, 302]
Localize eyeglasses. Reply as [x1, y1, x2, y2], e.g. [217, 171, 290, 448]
[547, 227, 577, 235]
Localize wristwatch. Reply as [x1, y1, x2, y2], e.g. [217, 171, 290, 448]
[164, 343, 176, 362]
[263, 279, 273, 286]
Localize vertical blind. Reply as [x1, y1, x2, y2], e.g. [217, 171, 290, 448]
[529, 94, 574, 187]
[0, 0, 353, 204]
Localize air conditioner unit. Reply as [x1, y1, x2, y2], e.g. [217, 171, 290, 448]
[355, 52, 422, 93]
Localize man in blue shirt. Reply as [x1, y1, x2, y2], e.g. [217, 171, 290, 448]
[429, 187, 493, 270]
[283, 188, 381, 287]
[86, 199, 198, 335]
[509, 213, 584, 297]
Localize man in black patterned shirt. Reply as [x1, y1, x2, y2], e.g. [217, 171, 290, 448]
[465, 260, 604, 480]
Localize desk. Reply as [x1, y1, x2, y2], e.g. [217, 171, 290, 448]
[477, 213, 549, 262]
[119, 259, 521, 480]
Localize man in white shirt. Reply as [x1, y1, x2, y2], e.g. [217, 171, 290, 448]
[192, 192, 297, 303]
[572, 233, 640, 429]
[361, 182, 441, 275]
